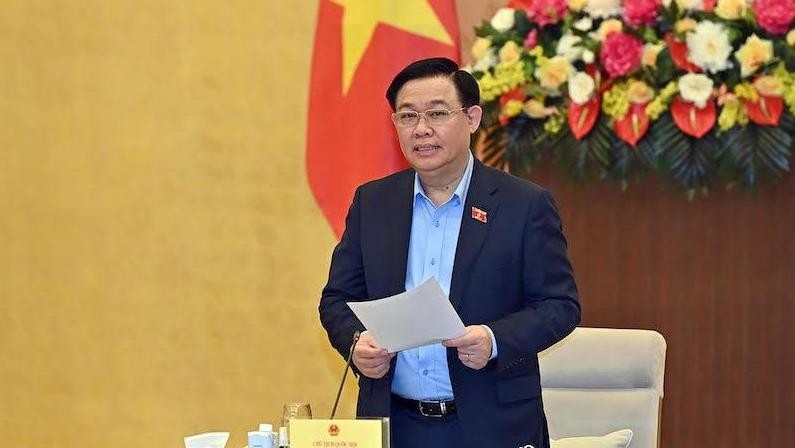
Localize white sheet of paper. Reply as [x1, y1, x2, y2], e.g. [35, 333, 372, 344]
[346, 277, 466, 352]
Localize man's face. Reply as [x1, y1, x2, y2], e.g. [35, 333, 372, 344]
[392, 76, 482, 181]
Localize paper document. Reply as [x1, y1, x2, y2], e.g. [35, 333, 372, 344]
[347, 277, 466, 352]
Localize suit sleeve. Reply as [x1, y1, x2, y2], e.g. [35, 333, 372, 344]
[487, 190, 581, 372]
[318, 187, 368, 360]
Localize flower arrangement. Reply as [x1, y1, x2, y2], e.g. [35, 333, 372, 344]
[469, 0, 795, 194]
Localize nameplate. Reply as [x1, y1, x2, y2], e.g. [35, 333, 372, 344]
[289, 418, 386, 448]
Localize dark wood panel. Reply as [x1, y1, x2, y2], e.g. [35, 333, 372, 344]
[530, 166, 795, 447]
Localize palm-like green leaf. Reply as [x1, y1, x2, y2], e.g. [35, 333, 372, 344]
[636, 133, 664, 169]
[604, 138, 646, 189]
[648, 114, 713, 189]
[505, 116, 544, 177]
[550, 115, 614, 182]
[721, 117, 792, 188]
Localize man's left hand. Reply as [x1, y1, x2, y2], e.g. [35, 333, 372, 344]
[442, 325, 492, 370]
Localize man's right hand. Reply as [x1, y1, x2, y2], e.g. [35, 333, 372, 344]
[352, 332, 395, 379]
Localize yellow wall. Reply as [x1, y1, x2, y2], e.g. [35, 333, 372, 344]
[0, 1, 355, 447]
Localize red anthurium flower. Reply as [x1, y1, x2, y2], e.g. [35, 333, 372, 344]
[567, 97, 600, 140]
[500, 88, 527, 107]
[671, 96, 716, 138]
[664, 33, 701, 73]
[498, 89, 528, 126]
[585, 64, 603, 91]
[702, 0, 716, 12]
[508, 0, 535, 10]
[745, 95, 784, 126]
[614, 103, 650, 147]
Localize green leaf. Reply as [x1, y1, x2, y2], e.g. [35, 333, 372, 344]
[720, 121, 793, 188]
[653, 114, 716, 189]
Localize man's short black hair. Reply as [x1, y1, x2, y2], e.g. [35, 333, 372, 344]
[385, 57, 480, 111]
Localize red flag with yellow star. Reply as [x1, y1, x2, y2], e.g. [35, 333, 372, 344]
[307, 0, 460, 238]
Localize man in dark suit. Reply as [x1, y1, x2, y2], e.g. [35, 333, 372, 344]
[319, 58, 580, 448]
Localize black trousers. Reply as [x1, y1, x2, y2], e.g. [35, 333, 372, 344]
[389, 399, 466, 448]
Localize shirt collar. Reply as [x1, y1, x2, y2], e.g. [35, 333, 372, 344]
[413, 152, 475, 208]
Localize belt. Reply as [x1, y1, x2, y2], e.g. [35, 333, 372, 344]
[392, 394, 457, 418]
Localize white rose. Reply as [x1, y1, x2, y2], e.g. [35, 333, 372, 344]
[678, 73, 714, 108]
[473, 49, 498, 72]
[585, 0, 622, 18]
[686, 21, 733, 74]
[556, 34, 584, 62]
[569, 72, 596, 105]
[574, 17, 594, 31]
[582, 49, 595, 64]
[491, 8, 516, 32]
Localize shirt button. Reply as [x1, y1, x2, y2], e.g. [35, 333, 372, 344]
[422, 369, 429, 376]
[430, 258, 436, 266]
[433, 221, 440, 227]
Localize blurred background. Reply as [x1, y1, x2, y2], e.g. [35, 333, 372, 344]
[1, 1, 792, 447]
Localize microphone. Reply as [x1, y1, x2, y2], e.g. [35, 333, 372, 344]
[330, 331, 361, 419]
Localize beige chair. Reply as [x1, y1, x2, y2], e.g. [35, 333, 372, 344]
[539, 327, 667, 448]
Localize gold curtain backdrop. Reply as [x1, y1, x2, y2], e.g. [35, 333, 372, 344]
[0, 2, 349, 447]
[3, 2, 794, 447]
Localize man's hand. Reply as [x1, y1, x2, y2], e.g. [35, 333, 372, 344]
[443, 325, 493, 370]
[352, 332, 395, 379]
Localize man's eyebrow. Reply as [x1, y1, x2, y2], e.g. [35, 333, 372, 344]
[396, 99, 451, 110]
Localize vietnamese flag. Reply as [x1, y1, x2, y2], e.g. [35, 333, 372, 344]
[306, 0, 460, 238]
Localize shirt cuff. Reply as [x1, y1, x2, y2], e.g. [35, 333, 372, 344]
[481, 325, 498, 360]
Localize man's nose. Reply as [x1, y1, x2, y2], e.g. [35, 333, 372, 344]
[413, 114, 433, 136]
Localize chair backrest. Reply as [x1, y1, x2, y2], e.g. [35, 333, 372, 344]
[538, 327, 667, 448]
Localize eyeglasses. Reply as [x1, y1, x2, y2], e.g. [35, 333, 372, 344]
[391, 107, 468, 127]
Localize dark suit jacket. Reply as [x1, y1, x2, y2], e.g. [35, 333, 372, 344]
[319, 159, 581, 448]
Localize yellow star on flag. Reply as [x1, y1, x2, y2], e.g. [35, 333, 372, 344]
[330, 0, 454, 94]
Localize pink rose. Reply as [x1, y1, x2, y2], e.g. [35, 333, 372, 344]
[524, 29, 539, 48]
[599, 32, 644, 78]
[529, 0, 568, 27]
[623, 0, 661, 28]
[752, 0, 795, 35]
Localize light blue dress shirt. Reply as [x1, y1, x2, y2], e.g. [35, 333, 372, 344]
[390, 154, 476, 401]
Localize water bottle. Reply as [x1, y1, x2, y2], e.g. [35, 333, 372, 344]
[278, 426, 289, 448]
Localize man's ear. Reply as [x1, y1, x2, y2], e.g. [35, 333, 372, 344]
[466, 105, 483, 133]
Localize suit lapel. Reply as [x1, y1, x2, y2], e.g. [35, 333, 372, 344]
[449, 160, 500, 310]
[379, 170, 414, 296]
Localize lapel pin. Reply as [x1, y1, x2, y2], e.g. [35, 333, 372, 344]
[471, 206, 488, 223]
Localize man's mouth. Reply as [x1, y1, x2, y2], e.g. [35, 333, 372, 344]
[413, 144, 441, 153]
